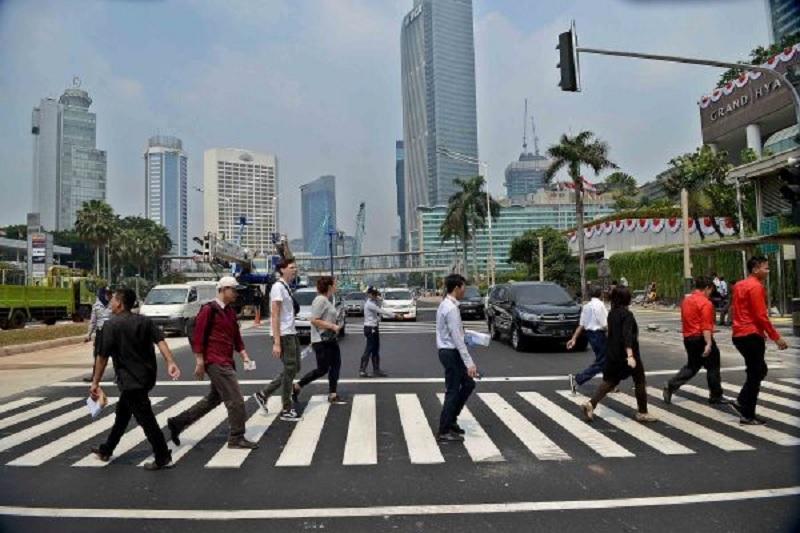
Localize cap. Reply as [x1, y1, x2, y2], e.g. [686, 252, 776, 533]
[217, 276, 239, 290]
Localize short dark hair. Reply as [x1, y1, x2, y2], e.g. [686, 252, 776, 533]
[747, 256, 768, 274]
[316, 276, 335, 294]
[114, 288, 136, 311]
[277, 257, 296, 275]
[444, 274, 466, 294]
[610, 286, 632, 308]
[589, 287, 602, 298]
[693, 276, 710, 290]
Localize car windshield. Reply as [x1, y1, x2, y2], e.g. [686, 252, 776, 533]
[384, 290, 412, 301]
[294, 291, 318, 306]
[464, 287, 481, 298]
[512, 285, 573, 306]
[144, 288, 187, 305]
[344, 293, 367, 301]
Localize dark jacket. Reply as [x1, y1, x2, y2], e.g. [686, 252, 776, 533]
[604, 306, 640, 382]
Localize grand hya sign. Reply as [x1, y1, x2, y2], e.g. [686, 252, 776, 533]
[709, 78, 783, 122]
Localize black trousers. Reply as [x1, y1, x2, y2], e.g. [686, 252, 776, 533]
[666, 337, 723, 400]
[733, 334, 768, 419]
[438, 348, 475, 435]
[360, 326, 381, 372]
[298, 341, 342, 394]
[101, 388, 171, 465]
[591, 356, 648, 414]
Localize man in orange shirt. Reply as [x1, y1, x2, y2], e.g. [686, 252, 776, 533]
[730, 256, 788, 425]
[663, 276, 726, 405]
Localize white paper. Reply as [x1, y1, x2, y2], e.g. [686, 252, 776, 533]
[86, 396, 103, 418]
[244, 360, 256, 371]
[464, 329, 491, 347]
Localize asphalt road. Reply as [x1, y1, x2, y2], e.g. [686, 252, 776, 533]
[0, 308, 799, 532]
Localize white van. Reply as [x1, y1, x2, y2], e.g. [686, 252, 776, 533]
[381, 287, 417, 321]
[140, 281, 218, 334]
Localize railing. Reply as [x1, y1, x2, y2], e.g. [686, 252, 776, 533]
[294, 250, 459, 276]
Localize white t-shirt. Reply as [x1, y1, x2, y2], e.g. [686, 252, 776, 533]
[579, 297, 608, 331]
[270, 280, 296, 336]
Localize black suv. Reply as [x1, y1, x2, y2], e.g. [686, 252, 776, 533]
[486, 282, 586, 351]
[459, 286, 485, 320]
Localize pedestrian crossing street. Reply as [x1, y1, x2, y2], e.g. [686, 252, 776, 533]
[1, 378, 799, 470]
[242, 320, 489, 337]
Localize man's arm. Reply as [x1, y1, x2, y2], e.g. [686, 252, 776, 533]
[85, 305, 98, 341]
[702, 300, 715, 356]
[752, 285, 781, 342]
[271, 300, 283, 358]
[156, 340, 181, 380]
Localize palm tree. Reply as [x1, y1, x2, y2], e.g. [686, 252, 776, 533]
[439, 175, 501, 281]
[74, 200, 116, 277]
[545, 131, 617, 300]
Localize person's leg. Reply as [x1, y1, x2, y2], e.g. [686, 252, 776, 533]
[454, 365, 475, 420]
[735, 335, 766, 419]
[371, 330, 382, 372]
[590, 379, 618, 408]
[280, 335, 301, 410]
[127, 389, 171, 465]
[328, 343, 342, 395]
[631, 358, 648, 413]
[703, 340, 724, 401]
[575, 331, 607, 385]
[438, 350, 462, 435]
[298, 343, 329, 388]
[359, 327, 372, 373]
[206, 364, 246, 442]
[169, 382, 221, 433]
[666, 338, 703, 393]
[99, 391, 133, 456]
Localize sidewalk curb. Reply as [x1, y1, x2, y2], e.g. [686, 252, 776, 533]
[0, 335, 87, 357]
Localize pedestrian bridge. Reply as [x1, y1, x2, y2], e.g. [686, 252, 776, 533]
[295, 250, 457, 276]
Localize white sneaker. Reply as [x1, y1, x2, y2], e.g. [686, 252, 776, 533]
[280, 409, 302, 422]
[253, 392, 269, 414]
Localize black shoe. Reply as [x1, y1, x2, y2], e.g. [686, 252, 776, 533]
[227, 438, 259, 450]
[437, 431, 464, 442]
[253, 391, 269, 414]
[143, 459, 174, 471]
[373, 370, 388, 378]
[708, 397, 733, 405]
[167, 418, 181, 446]
[662, 385, 672, 405]
[90, 446, 110, 462]
[359, 371, 369, 378]
[739, 417, 766, 426]
[450, 423, 465, 435]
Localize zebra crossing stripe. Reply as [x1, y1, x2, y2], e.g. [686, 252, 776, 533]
[7, 398, 166, 467]
[558, 392, 695, 456]
[0, 398, 118, 454]
[0, 398, 43, 417]
[396, 394, 444, 464]
[519, 392, 634, 458]
[760, 380, 800, 397]
[604, 392, 753, 452]
[681, 384, 800, 428]
[205, 397, 282, 469]
[139, 404, 228, 467]
[275, 395, 330, 467]
[779, 378, 800, 386]
[436, 393, 504, 462]
[645, 387, 800, 446]
[343, 394, 377, 466]
[479, 393, 570, 461]
[73, 396, 204, 467]
[717, 382, 800, 411]
[0, 398, 80, 431]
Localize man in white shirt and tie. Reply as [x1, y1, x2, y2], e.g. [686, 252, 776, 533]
[567, 286, 609, 394]
[436, 273, 478, 442]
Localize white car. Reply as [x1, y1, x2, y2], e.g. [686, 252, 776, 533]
[140, 281, 218, 335]
[292, 288, 346, 343]
[381, 288, 417, 321]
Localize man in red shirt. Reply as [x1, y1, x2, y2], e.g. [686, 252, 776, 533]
[663, 276, 726, 405]
[167, 276, 258, 448]
[730, 256, 788, 425]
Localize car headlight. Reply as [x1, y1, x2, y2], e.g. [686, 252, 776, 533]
[519, 312, 541, 322]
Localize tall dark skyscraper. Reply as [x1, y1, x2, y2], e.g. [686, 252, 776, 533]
[395, 140, 407, 252]
[401, 0, 479, 235]
[300, 175, 337, 257]
[766, 0, 800, 43]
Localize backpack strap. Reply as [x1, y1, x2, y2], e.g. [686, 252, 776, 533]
[201, 303, 219, 354]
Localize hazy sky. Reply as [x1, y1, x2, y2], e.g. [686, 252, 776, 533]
[0, 0, 769, 252]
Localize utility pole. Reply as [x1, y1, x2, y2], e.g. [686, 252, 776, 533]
[538, 236, 544, 282]
[681, 189, 692, 293]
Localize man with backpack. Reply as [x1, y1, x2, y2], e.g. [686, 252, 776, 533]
[167, 276, 258, 449]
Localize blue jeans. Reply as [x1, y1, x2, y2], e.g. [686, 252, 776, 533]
[575, 330, 607, 386]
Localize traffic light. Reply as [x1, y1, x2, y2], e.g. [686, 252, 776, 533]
[557, 30, 579, 92]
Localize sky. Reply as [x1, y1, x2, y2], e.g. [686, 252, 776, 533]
[0, 0, 770, 253]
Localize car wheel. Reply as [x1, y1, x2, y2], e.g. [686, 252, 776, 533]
[510, 325, 526, 352]
[10, 309, 27, 330]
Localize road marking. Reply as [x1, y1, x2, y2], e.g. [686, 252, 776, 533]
[0, 487, 797, 519]
[780, 378, 800, 386]
[479, 392, 570, 461]
[717, 382, 800, 410]
[645, 387, 800, 446]
[139, 404, 227, 467]
[0, 397, 43, 416]
[0, 398, 118, 454]
[437, 393, 504, 462]
[205, 397, 282, 469]
[396, 393, 444, 464]
[605, 392, 753, 452]
[73, 396, 203, 467]
[558, 392, 694, 456]
[7, 398, 166, 467]
[682, 384, 800, 428]
[519, 392, 634, 458]
[0, 397, 81, 430]
[760, 380, 800, 397]
[343, 394, 377, 466]
[275, 395, 330, 467]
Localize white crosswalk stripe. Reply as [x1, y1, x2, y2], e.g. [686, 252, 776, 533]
[205, 397, 282, 469]
[396, 393, 444, 464]
[0, 398, 44, 417]
[558, 392, 695, 456]
[0, 397, 81, 431]
[275, 395, 330, 467]
[437, 393, 504, 462]
[718, 382, 800, 411]
[139, 404, 228, 467]
[760, 380, 800, 397]
[780, 378, 800, 386]
[343, 394, 377, 465]
[681, 384, 800, 427]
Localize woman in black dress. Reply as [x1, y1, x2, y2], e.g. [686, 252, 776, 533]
[581, 287, 657, 423]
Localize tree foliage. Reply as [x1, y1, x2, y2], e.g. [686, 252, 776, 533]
[507, 227, 579, 290]
[717, 32, 800, 88]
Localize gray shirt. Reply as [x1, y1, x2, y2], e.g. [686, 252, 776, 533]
[310, 294, 337, 343]
[363, 298, 394, 327]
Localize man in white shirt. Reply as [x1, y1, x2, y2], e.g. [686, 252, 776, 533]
[436, 274, 478, 442]
[254, 258, 302, 421]
[567, 286, 609, 394]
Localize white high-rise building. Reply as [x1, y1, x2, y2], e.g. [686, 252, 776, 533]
[203, 148, 278, 253]
[145, 135, 188, 256]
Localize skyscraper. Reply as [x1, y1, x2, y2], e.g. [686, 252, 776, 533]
[300, 175, 337, 257]
[395, 140, 407, 252]
[203, 148, 277, 253]
[145, 135, 188, 255]
[401, 0, 479, 234]
[766, 0, 800, 43]
[31, 81, 107, 231]
[504, 111, 549, 203]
